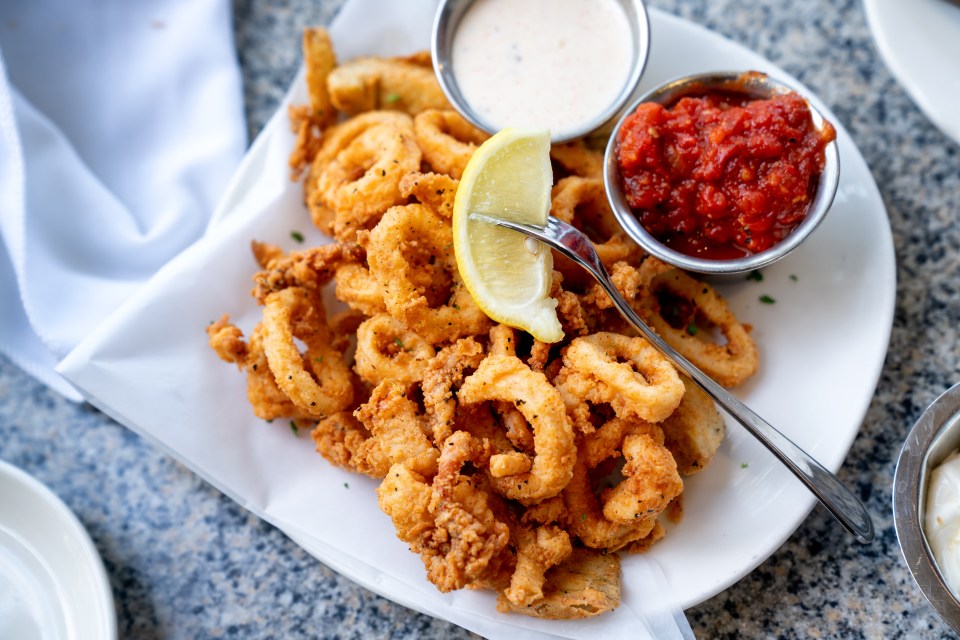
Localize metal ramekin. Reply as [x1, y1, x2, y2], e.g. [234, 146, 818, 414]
[431, 0, 651, 143]
[603, 70, 841, 276]
[894, 381, 960, 633]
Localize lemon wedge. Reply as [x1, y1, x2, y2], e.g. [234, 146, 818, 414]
[452, 128, 563, 343]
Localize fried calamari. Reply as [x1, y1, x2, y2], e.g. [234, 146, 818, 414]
[207, 27, 761, 621]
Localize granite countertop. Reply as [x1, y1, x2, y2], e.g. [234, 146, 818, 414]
[2, 0, 959, 637]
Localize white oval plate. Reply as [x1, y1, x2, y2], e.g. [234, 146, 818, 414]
[0, 460, 116, 640]
[864, 0, 960, 144]
[56, 0, 897, 632]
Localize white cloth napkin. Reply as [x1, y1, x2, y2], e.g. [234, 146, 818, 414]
[0, 0, 246, 400]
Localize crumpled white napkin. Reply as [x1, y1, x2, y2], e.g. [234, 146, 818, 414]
[0, 0, 246, 400]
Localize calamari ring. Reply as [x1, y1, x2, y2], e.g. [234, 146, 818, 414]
[207, 317, 316, 422]
[562, 332, 684, 424]
[261, 287, 354, 418]
[309, 111, 421, 241]
[550, 176, 641, 269]
[600, 426, 683, 526]
[458, 355, 576, 505]
[399, 171, 459, 220]
[368, 203, 490, 344]
[636, 258, 759, 387]
[354, 313, 436, 386]
[333, 232, 387, 315]
[413, 109, 489, 179]
[562, 455, 652, 551]
[333, 263, 386, 316]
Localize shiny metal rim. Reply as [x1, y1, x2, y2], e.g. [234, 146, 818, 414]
[893, 381, 960, 633]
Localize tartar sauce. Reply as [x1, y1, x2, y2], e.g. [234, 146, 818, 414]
[925, 449, 960, 596]
[451, 0, 633, 139]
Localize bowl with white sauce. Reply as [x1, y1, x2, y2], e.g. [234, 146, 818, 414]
[432, 0, 651, 143]
[893, 381, 960, 633]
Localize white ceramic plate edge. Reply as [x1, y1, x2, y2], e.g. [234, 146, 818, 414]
[0, 459, 116, 640]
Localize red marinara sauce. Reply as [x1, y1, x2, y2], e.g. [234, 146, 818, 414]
[616, 90, 836, 259]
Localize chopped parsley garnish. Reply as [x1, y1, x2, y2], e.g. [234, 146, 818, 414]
[746, 270, 763, 282]
[290, 421, 300, 436]
[384, 92, 401, 103]
[291, 230, 305, 243]
[759, 295, 776, 304]
[741, 462, 749, 469]
[789, 274, 798, 282]
[393, 338, 404, 349]
[343, 482, 350, 489]
[686, 323, 699, 336]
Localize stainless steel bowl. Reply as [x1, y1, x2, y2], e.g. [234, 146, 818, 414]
[894, 382, 960, 633]
[431, 0, 651, 143]
[603, 70, 841, 276]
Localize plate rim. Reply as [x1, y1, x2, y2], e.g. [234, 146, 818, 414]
[0, 459, 117, 640]
[863, 0, 960, 145]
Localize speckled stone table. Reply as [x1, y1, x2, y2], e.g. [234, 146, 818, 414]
[2, 0, 959, 637]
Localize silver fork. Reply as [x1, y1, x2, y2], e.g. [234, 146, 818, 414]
[470, 212, 875, 544]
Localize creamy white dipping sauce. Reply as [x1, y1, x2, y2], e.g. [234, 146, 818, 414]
[925, 449, 960, 596]
[451, 0, 634, 139]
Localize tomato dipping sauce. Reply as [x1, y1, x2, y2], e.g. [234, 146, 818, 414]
[616, 89, 837, 259]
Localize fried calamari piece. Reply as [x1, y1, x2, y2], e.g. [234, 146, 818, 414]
[421, 337, 485, 446]
[635, 257, 758, 387]
[333, 231, 388, 316]
[377, 431, 510, 592]
[288, 105, 325, 181]
[354, 380, 439, 478]
[563, 455, 653, 551]
[413, 109, 489, 179]
[367, 204, 490, 344]
[327, 52, 450, 116]
[458, 355, 576, 505]
[354, 314, 436, 387]
[303, 27, 338, 128]
[561, 332, 685, 424]
[496, 547, 620, 619]
[261, 287, 355, 418]
[251, 241, 363, 303]
[288, 28, 338, 180]
[307, 111, 422, 241]
[399, 171, 459, 219]
[660, 375, 725, 475]
[601, 426, 683, 526]
[503, 524, 573, 607]
[207, 317, 316, 422]
[311, 410, 370, 472]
